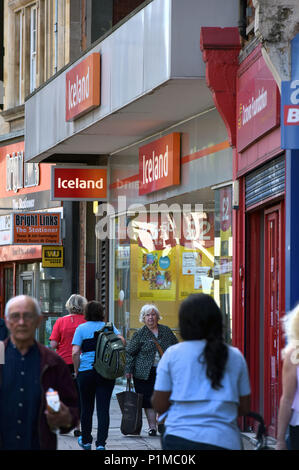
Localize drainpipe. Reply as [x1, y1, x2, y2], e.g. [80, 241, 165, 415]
[54, 0, 58, 74]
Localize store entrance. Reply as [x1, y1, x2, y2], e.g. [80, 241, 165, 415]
[264, 205, 283, 437]
[19, 271, 34, 297]
[246, 202, 284, 438]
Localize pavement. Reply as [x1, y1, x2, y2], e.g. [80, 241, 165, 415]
[57, 384, 274, 451]
[58, 384, 162, 451]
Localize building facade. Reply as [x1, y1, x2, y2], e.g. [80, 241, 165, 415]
[5, 0, 299, 441]
[24, 0, 240, 340]
[0, 0, 83, 342]
[201, 0, 299, 438]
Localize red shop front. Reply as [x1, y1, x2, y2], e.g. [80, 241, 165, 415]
[234, 45, 285, 438]
[0, 141, 64, 346]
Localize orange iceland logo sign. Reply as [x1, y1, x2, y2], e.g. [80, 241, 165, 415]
[66, 53, 100, 121]
[139, 133, 181, 195]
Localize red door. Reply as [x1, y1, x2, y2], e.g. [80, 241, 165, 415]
[264, 205, 283, 436]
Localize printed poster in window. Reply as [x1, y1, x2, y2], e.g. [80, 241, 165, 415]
[218, 187, 232, 295]
[133, 214, 176, 301]
[136, 247, 176, 301]
[179, 211, 214, 299]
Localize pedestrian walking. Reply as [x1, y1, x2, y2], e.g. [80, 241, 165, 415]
[49, 293, 87, 436]
[152, 293, 251, 450]
[72, 300, 125, 450]
[0, 295, 79, 450]
[125, 304, 178, 436]
[276, 305, 299, 450]
[0, 317, 8, 341]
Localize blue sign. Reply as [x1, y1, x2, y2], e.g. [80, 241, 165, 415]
[281, 79, 299, 149]
[291, 34, 299, 79]
[159, 256, 170, 269]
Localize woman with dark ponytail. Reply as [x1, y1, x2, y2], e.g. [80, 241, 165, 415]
[152, 294, 251, 450]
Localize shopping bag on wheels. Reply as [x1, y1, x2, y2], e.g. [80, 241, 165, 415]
[116, 379, 143, 435]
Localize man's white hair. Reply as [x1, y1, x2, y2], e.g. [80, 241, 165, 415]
[139, 304, 161, 323]
[4, 295, 42, 318]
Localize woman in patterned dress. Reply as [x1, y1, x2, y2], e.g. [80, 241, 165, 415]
[125, 304, 178, 436]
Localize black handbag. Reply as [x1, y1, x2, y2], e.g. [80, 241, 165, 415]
[116, 379, 143, 435]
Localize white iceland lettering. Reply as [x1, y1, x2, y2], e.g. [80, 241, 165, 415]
[143, 146, 169, 185]
[57, 177, 103, 190]
[68, 67, 90, 110]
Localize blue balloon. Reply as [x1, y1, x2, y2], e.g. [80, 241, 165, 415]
[159, 256, 170, 269]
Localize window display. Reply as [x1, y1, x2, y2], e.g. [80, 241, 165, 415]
[113, 186, 233, 343]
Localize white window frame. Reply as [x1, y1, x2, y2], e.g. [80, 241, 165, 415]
[30, 5, 37, 93]
[18, 11, 23, 104]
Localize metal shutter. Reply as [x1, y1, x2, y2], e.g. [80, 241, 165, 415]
[245, 155, 285, 208]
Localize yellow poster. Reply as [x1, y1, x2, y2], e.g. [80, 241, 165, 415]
[136, 246, 176, 301]
[178, 245, 214, 299]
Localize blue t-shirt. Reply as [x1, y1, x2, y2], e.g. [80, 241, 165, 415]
[154, 340, 251, 450]
[72, 321, 121, 372]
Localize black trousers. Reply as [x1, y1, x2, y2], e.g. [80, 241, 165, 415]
[133, 367, 156, 409]
[77, 369, 115, 447]
[68, 364, 81, 419]
[289, 425, 299, 450]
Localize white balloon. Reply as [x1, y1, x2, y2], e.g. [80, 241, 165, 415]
[119, 290, 125, 302]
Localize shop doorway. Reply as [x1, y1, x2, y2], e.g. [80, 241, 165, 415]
[19, 271, 34, 297]
[246, 202, 284, 438]
[264, 205, 283, 436]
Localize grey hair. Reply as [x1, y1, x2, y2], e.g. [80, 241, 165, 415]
[65, 294, 88, 314]
[5, 295, 42, 317]
[139, 304, 161, 323]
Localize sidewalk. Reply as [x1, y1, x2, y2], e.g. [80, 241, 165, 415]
[57, 384, 263, 451]
[58, 385, 162, 451]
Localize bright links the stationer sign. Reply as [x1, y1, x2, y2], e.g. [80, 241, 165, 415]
[65, 52, 100, 121]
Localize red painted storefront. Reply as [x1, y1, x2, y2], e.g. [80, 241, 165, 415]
[201, 29, 285, 437]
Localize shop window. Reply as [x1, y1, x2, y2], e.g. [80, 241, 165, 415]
[4, 267, 13, 305]
[40, 279, 63, 314]
[214, 186, 233, 343]
[38, 278, 63, 347]
[113, 217, 131, 338]
[112, 188, 233, 343]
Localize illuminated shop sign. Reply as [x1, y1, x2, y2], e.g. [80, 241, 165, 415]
[6, 149, 39, 193]
[281, 80, 299, 149]
[237, 59, 280, 152]
[139, 133, 180, 195]
[51, 166, 108, 201]
[13, 212, 61, 245]
[65, 52, 100, 121]
[0, 214, 12, 245]
[42, 246, 64, 268]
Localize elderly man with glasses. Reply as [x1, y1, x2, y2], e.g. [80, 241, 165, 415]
[0, 295, 79, 450]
